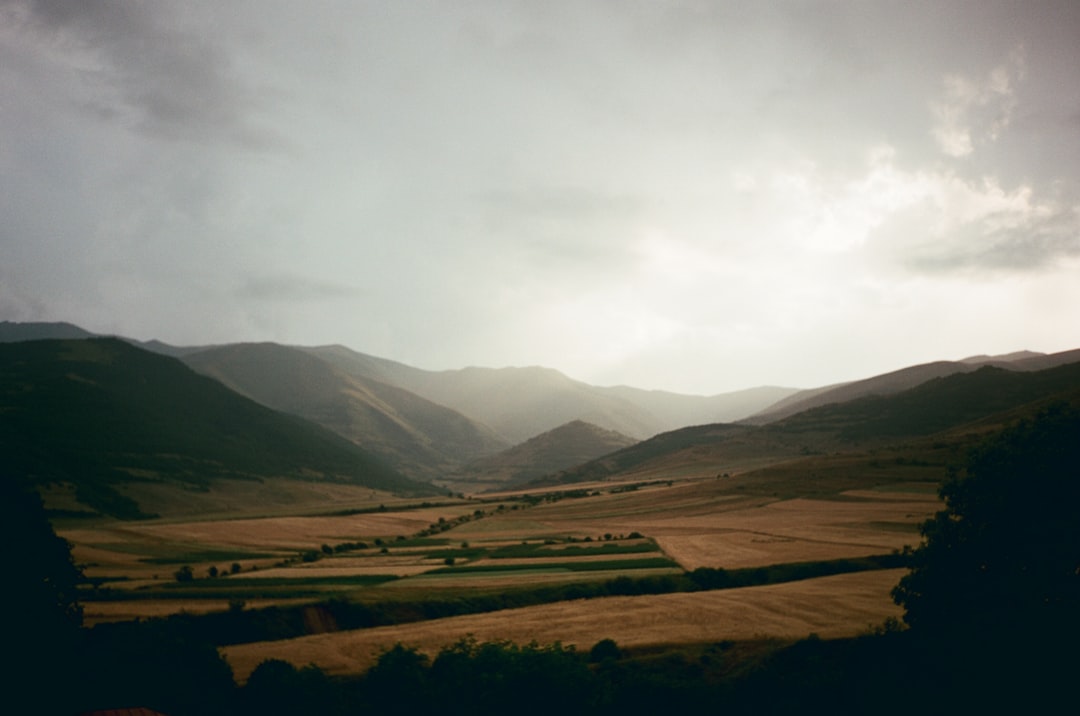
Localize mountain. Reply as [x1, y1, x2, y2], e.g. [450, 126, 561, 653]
[0, 319, 213, 357]
[303, 349, 657, 443]
[598, 384, 798, 430]
[181, 343, 507, 481]
[0, 320, 95, 342]
[775, 360, 1080, 442]
[744, 349, 1080, 424]
[451, 420, 637, 490]
[0, 338, 435, 518]
[541, 359, 1080, 487]
[1, 323, 795, 460]
[303, 344, 797, 443]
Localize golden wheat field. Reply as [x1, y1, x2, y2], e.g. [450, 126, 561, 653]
[69, 472, 939, 637]
[222, 568, 908, 681]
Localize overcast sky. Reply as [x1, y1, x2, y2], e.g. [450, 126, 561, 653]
[2, 1, 1079, 394]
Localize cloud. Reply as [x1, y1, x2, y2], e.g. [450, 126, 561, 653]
[7, 0, 274, 148]
[2, 1, 1079, 393]
[932, 46, 1026, 157]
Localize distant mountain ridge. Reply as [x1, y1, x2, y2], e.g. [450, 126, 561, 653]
[303, 344, 797, 443]
[541, 359, 1080, 488]
[6, 321, 1080, 498]
[744, 349, 1080, 424]
[182, 342, 506, 481]
[0, 320, 94, 341]
[0, 323, 801, 444]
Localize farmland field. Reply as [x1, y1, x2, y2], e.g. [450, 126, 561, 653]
[222, 568, 909, 681]
[61, 454, 942, 682]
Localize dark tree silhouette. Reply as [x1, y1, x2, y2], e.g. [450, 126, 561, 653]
[892, 403, 1080, 638]
[1, 477, 85, 712]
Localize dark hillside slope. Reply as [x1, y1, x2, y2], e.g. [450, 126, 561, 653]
[182, 343, 506, 480]
[776, 361, 1080, 442]
[0, 320, 95, 342]
[538, 360, 1080, 487]
[0, 339, 433, 517]
[534, 422, 763, 487]
[456, 420, 637, 489]
[748, 348, 1080, 424]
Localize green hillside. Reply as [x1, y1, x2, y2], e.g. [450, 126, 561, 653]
[777, 362, 1080, 441]
[0, 339, 437, 518]
[540, 360, 1080, 487]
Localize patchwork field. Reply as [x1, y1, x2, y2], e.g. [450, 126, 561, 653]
[67, 464, 940, 648]
[50, 449, 948, 692]
[222, 568, 909, 681]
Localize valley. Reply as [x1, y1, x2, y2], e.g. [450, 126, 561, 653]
[62, 453, 942, 681]
[4, 322, 1079, 712]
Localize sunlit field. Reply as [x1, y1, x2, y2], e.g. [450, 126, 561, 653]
[62, 453, 941, 683]
[222, 568, 909, 681]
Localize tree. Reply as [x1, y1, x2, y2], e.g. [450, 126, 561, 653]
[2, 477, 85, 712]
[243, 659, 342, 716]
[175, 564, 195, 582]
[2, 480, 84, 633]
[363, 644, 431, 716]
[892, 403, 1080, 638]
[589, 638, 622, 663]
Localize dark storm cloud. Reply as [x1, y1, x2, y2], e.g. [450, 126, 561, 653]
[9, 0, 272, 147]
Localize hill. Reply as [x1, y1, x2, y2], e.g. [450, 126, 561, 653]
[744, 349, 1080, 424]
[0, 339, 436, 518]
[0, 320, 95, 342]
[304, 344, 796, 443]
[182, 343, 507, 481]
[540, 359, 1080, 488]
[0, 324, 798, 445]
[451, 420, 637, 490]
[776, 361, 1080, 443]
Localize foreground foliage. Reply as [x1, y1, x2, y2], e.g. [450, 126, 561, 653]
[893, 402, 1080, 638]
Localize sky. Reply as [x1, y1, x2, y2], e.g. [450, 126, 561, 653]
[2, 1, 1079, 395]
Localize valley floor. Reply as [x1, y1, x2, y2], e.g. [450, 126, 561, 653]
[222, 568, 907, 681]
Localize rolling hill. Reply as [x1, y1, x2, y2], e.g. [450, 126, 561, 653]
[746, 349, 1080, 424]
[303, 344, 797, 443]
[539, 359, 1080, 488]
[450, 420, 638, 490]
[0, 338, 436, 518]
[0, 320, 96, 342]
[1, 323, 800, 446]
[181, 343, 507, 481]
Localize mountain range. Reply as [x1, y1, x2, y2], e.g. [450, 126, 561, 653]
[744, 349, 1080, 424]
[1, 321, 800, 480]
[541, 359, 1080, 488]
[3, 321, 1079, 518]
[0, 337, 436, 518]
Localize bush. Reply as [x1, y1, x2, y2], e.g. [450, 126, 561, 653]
[893, 403, 1080, 638]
